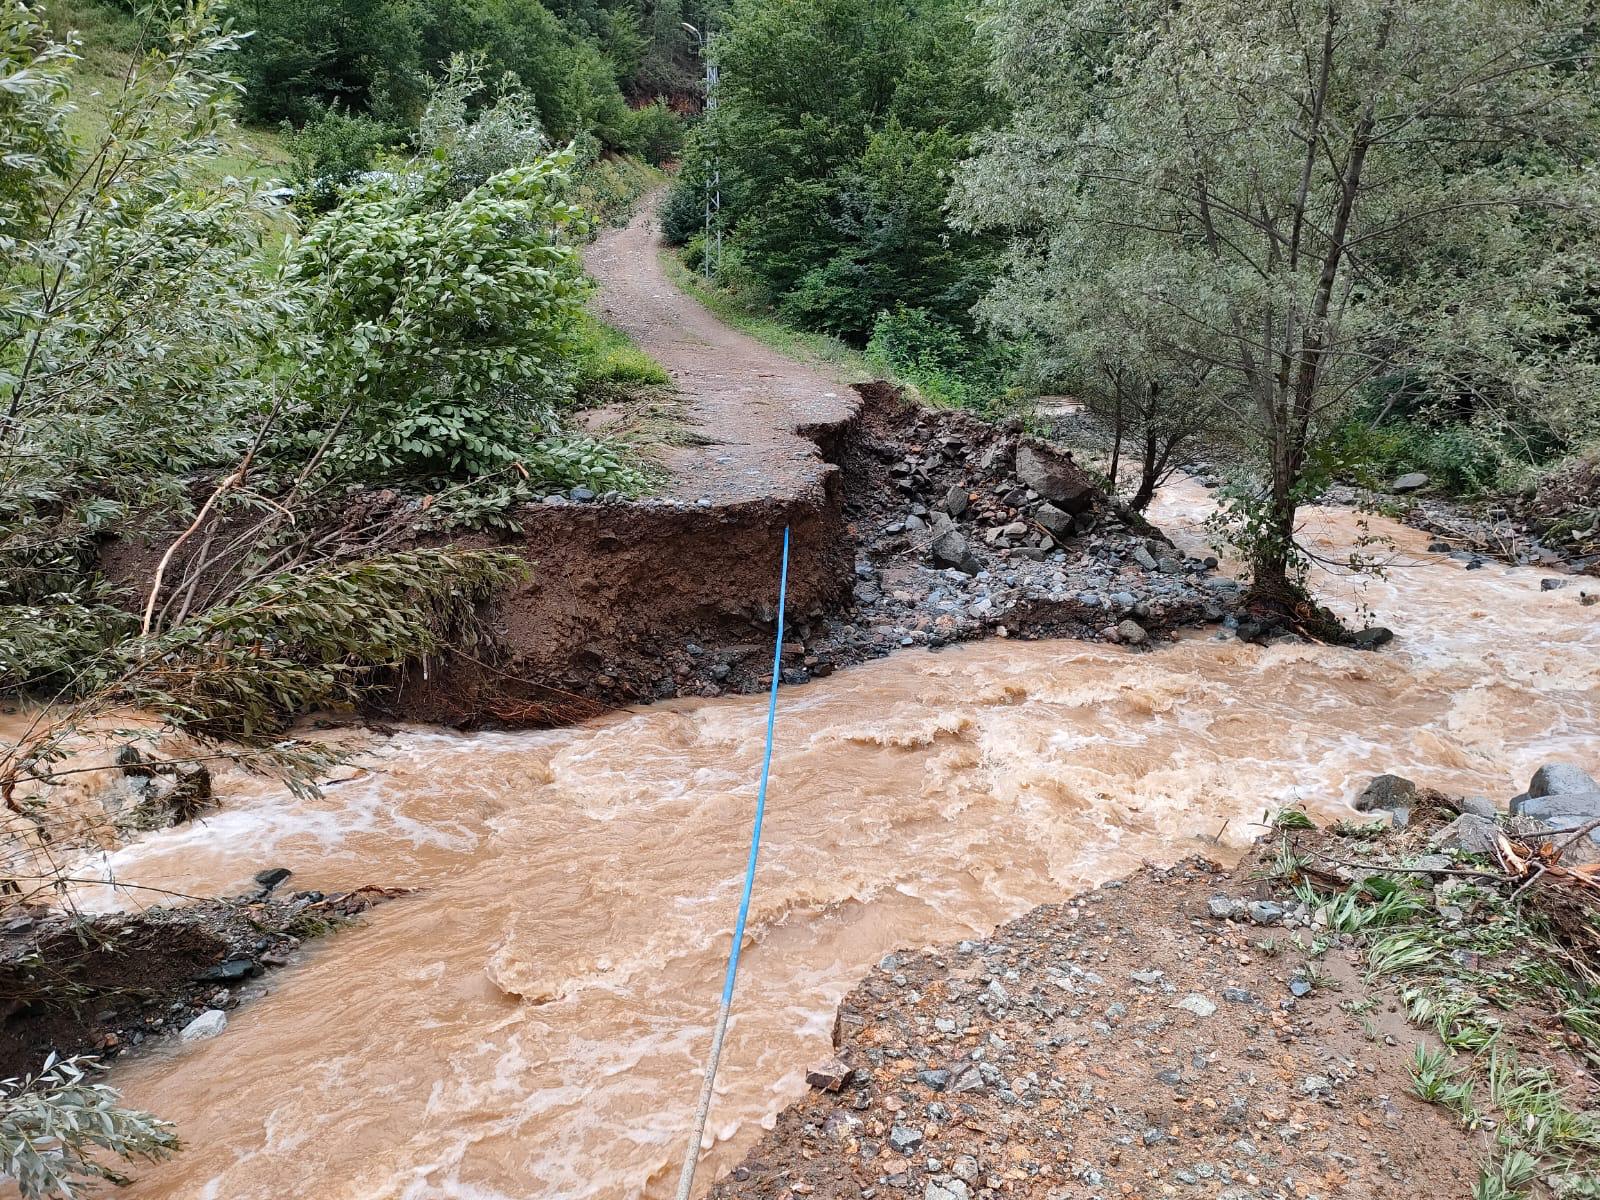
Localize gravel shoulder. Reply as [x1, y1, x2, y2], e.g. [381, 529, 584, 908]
[711, 783, 1600, 1200]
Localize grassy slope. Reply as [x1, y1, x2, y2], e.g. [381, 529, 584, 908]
[43, 0, 293, 185]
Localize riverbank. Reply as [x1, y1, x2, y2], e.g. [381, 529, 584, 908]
[712, 774, 1600, 1200]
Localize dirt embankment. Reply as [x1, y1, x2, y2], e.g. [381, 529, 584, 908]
[385, 381, 1244, 726]
[713, 783, 1600, 1200]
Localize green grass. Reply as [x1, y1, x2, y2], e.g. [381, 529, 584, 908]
[45, 0, 294, 187]
[659, 250, 875, 383]
[571, 310, 670, 405]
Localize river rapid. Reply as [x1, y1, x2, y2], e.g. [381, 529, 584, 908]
[74, 483, 1598, 1200]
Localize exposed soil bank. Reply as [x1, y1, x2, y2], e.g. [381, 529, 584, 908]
[712, 789, 1600, 1200]
[0, 883, 398, 1079]
[387, 382, 1243, 726]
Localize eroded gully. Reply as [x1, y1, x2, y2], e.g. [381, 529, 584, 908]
[65, 210, 1600, 1200]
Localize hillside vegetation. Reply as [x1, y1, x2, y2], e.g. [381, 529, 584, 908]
[667, 0, 1600, 600]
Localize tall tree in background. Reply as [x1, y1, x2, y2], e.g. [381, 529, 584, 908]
[675, 0, 1001, 341]
[956, 0, 1599, 607]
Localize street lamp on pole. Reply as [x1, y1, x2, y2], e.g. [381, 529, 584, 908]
[682, 21, 720, 280]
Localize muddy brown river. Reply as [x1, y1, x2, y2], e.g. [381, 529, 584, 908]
[70, 484, 1599, 1199]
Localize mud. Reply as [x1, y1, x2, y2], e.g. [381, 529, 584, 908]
[0, 884, 396, 1079]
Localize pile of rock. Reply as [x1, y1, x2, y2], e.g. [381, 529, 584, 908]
[844, 399, 1237, 655]
[1351, 761, 1600, 854]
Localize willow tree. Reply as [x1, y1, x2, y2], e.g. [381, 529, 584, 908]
[956, 0, 1599, 605]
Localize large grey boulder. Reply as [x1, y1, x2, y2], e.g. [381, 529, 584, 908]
[1510, 793, 1600, 845]
[1528, 763, 1598, 799]
[930, 528, 980, 575]
[1033, 502, 1076, 541]
[1392, 472, 1430, 493]
[1014, 444, 1098, 514]
[1354, 773, 1418, 813]
[1431, 813, 1500, 856]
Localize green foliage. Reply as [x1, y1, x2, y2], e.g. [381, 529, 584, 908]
[659, 173, 704, 245]
[109, 549, 526, 740]
[286, 105, 399, 213]
[276, 148, 590, 481]
[0, 1055, 178, 1199]
[570, 311, 669, 405]
[685, 0, 1002, 342]
[226, 0, 425, 126]
[955, 0, 1600, 594]
[561, 136, 663, 230]
[625, 98, 684, 165]
[865, 305, 1016, 412]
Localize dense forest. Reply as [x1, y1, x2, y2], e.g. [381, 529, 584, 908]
[667, 0, 1600, 595]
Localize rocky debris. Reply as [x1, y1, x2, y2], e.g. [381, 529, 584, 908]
[806, 1059, 854, 1093]
[1431, 813, 1501, 855]
[831, 390, 1239, 665]
[710, 857, 1480, 1200]
[1509, 762, 1600, 846]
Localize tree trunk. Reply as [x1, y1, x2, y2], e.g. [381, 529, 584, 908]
[1129, 428, 1160, 512]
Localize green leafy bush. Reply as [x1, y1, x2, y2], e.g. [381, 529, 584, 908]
[286, 106, 399, 213]
[570, 312, 669, 405]
[625, 98, 684, 165]
[659, 174, 703, 245]
[277, 149, 590, 481]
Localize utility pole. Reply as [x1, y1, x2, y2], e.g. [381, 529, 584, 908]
[682, 21, 720, 279]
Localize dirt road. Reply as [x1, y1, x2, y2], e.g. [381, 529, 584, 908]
[584, 195, 857, 505]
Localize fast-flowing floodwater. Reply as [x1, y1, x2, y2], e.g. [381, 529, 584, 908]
[67, 485, 1600, 1200]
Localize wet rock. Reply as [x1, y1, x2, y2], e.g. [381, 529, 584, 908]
[1392, 472, 1430, 493]
[931, 529, 980, 576]
[1116, 619, 1148, 647]
[1528, 763, 1598, 799]
[569, 486, 596, 503]
[1541, 578, 1568, 592]
[116, 744, 151, 777]
[253, 867, 293, 894]
[1350, 626, 1394, 650]
[202, 958, 256, 982]
[1512, 794, 1600, 843]
[1014, 444, 1096, 514]
[1354, 774, 1417, 813]
[805, 1059, 853, 1092]
[1431, 814, 1500, 856]
[1033, 503, 1076, 541]
[180, 1009, 228, 1042]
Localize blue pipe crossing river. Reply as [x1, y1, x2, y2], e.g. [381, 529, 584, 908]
[673, 525, 791, 1200]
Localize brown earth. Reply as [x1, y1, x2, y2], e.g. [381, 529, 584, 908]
[710, 802, 1600, 1200]
[0, 884, 400, 1079]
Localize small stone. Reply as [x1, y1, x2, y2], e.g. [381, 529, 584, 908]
[889, 1125, 924, 1154]
[925, 1178, 970, 1200]
[1541, 578, 1568, 592]
[1132, 545, 1159, 571]
[1207, 896, 1239, 920]
[180, 1009, 228, 1042]
[568, 486, 596, 503]
[917, 1069, 952, 1091]
[1173, 993, 1217, 1018]
[805, 1058, 853, 1092]
[943, 486, 969, 518]
[1117, 618, 1148, 646]
[1245, 901, 1285, 926]
[1288, 978, 1313, 998]
[1392, 472, 1430, 493]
